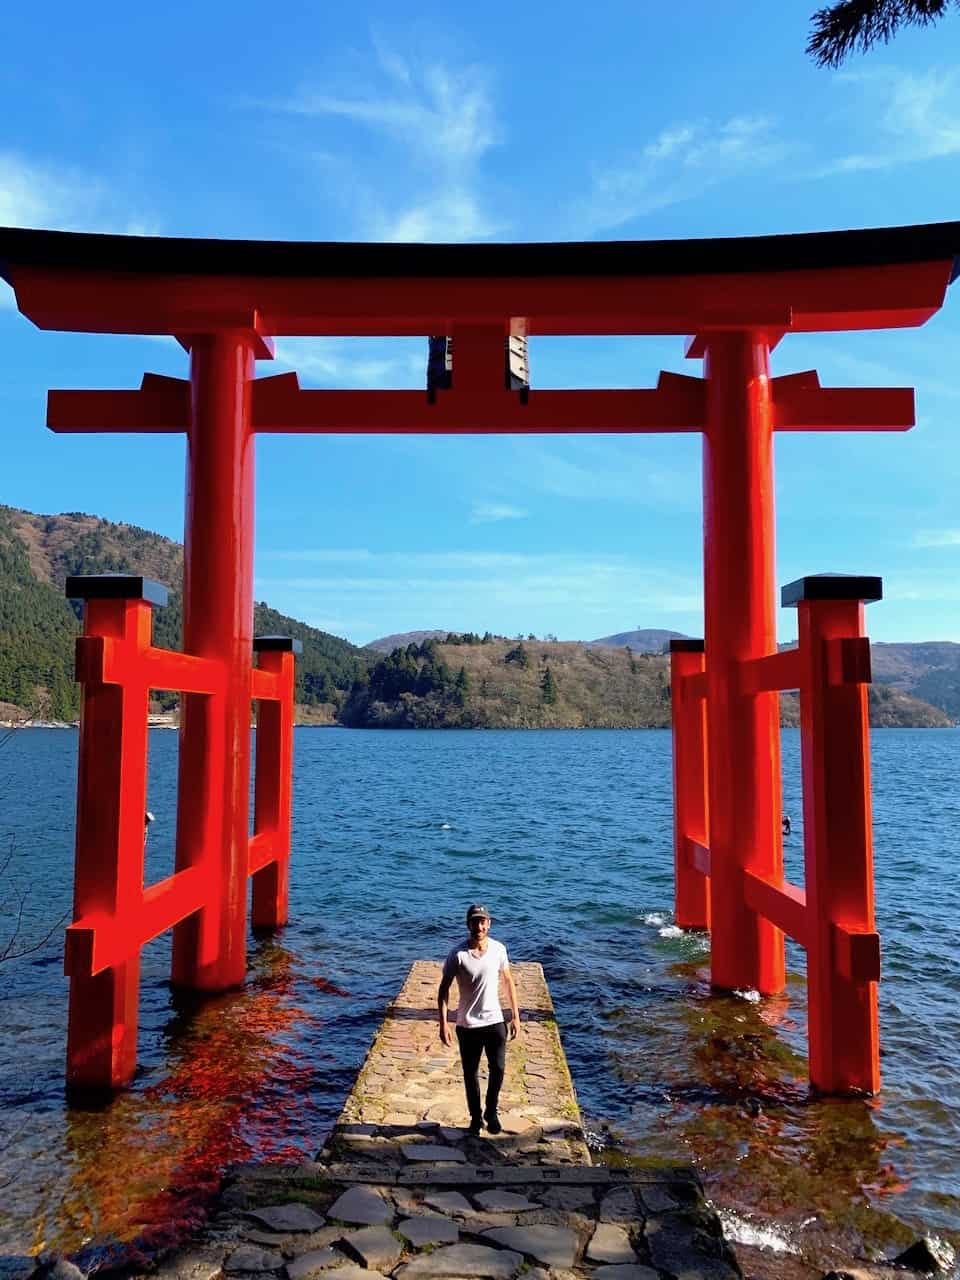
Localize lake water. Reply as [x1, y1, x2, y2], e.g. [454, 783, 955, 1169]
[0, 727, 958, 1270]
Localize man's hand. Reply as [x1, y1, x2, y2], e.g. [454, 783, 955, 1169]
[502, 965, 521, 1043]
[438, 980, 453, 1048]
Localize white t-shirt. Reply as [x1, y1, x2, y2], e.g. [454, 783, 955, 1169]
[442, 937, 509, 1028]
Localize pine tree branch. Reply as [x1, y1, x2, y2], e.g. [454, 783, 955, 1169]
[807, 0, 953, 67]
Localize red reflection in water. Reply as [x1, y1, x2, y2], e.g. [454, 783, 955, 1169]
[56, 944, 319, 1268]
[311, 977, 350, 998]
[596, 957, 922, 1264]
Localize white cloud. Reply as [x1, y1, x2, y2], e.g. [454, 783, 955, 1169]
[914, 529, 960, 547]
[510, 439, 699, 511]
[376, 189, 500, 243]
[825, 66, 960, 173]
[279, 58, 497, 169]
[470, 502, 528, 524]
[263, 41, 501, 243]
[581, 115, 786, 231]
[0, 152, 97, 228]
[258, 549, 376, 563]
[256, 548, 703, 644]
[273, 338, 424, 389]
[885, 569, 960, 603]
[0, 151, 155, 236]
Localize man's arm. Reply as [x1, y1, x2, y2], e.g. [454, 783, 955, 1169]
[501, 962, 521, 1040]
[438, 970, 454, 1047]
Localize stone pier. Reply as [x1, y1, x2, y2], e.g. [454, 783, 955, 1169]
[336, 961, 589, 1155]
[154, 963, 741, 1280]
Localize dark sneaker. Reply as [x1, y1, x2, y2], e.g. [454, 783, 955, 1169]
[485, 1113, 502, 1134]
[468, 1117, 483, 1137]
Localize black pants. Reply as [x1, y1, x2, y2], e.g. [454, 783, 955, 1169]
[456, 1021, 507, 1122]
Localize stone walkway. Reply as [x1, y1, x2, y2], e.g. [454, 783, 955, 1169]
[335, 961, 589, 1161]
[150, 963, 741, 1280]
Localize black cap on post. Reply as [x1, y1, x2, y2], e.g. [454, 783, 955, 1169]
[65, 574, 169, 607]
[781, 574, 882, 608]
[253, 636, 304, 654]
[669, 638, 705, 653]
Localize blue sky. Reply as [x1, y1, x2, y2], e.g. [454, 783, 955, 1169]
[2, 1, 960, 646]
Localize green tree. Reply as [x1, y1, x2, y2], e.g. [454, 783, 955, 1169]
[454, 665, 470, 705]
[807, 0, 956, 66]
[504, 642, 530, 669]
[541, 665, 557, 706]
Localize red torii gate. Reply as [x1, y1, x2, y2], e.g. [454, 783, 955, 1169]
[1, 222, 957, 1096]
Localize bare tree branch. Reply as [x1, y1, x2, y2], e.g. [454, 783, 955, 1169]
[807, 0, 954, 66]
[0, 699, 71, 962]
[0, 837, 70, 963]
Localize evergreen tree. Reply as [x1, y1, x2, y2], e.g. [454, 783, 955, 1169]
[454, 665, 470, 705]
[541, 665, 557, 705]
[504, 642, 530, 669]
[807, 0, 955, 66]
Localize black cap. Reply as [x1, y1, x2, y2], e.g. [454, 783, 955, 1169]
[466, 903, 492, 922]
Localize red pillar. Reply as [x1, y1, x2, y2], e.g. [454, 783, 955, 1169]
[65, 583, 160, 1090]
[172, 333, 256, 990]
[788, 574, 881, 1093]
[701, 332, 784, 994]
[670, 640, 710, 929]
[251, 639, 300, 930]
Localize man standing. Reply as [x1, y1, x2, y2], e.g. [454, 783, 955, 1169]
[438, 904, 521, 1136]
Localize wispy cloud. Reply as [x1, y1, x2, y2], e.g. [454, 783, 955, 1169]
[509, 439, 699, 512]
[0, 152, 158, 310]
[264, 40, 501, 243]
[259, 548, 376, 563]
[580, 115, 786, 231]
[824, 66, 960, 173]
[914, 529, 960, 548]
[0, 151, 156, 235]
[375, 190, 497, 243]
[0, 152, 102, 230]
[470, 502, 528, 524]
[885, 568, 960, 603]
[280, 59, 497, 167]
[256, 548, 703, 644]
[576, 66, 960, 235]
[273, 337, 424, 388]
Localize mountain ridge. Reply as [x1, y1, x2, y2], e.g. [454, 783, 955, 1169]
[0, 505, 371, 722]
[0, 505, 956, 728]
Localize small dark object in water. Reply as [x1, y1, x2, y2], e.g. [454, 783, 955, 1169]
[782, 815, 792, 836]
[312, 976, 350, 997]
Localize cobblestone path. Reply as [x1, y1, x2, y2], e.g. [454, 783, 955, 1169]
[336, 961, 589, 1161]
[147, 963, 742, 1280]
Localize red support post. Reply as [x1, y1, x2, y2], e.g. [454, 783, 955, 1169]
[250, 638, 300, 930]
[172, 332, 257, 991]
[65, 577, 165, 1091]
[786, 574, 882, 1093]
[700, 331, 784, 994]
[670, 640, 710, 929]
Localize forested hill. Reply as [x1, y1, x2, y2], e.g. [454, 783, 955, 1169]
[0, 505, 956, 729]
[341, 634, 954, 730]
[0, 506, 371, 721]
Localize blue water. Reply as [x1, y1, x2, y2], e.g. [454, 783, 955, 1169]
[0, 727, 958, 1267]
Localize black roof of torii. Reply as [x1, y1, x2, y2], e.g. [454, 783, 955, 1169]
[1, 221, 960, 283]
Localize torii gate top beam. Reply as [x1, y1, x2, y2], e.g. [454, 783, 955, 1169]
[1, 222, 958, 338]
